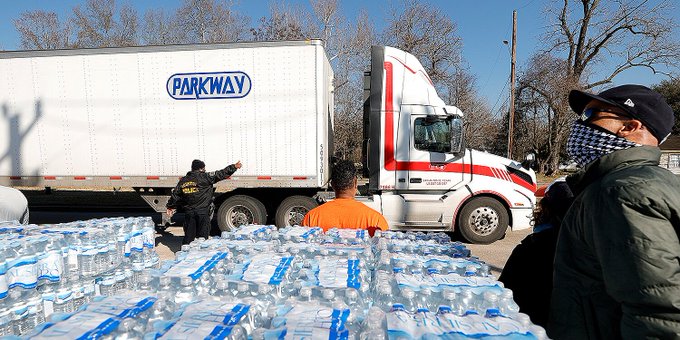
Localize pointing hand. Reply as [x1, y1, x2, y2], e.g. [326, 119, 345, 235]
[234, 161, 242, 169]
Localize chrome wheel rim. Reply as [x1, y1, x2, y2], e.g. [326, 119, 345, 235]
[467, 206, 499, 236]
[227, 205, 254, 228]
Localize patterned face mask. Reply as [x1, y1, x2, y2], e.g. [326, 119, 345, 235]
[566, 120, 640, 168]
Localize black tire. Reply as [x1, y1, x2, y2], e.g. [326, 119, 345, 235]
[457, 197, 509, 244]
[216, 195, 267, 232]
[275, 196, 319, 227]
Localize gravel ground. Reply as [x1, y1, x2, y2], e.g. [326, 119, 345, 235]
[466, 228, 531, 278]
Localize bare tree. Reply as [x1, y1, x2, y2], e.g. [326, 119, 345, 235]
[251, 2, 311, 41]
[546, 0, 680, 89]
[175, 0, 248, 43]
[14, 10, 73, 50]
[445, 70, 499, 152]
[514, 0, 680, 174]
[515, 54, 580, 173]
[653, 78, 680, 135]
[330, 10, 376, 162]
[381, 1, 496, 156]
[141, 9, 182, 45]
[71, 0, 139, 47]
[381, 1, 463, 86]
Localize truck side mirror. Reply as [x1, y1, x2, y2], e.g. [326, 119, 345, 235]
[449, 115, 464, 156]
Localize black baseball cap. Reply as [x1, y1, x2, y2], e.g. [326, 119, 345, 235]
[191, 159, 205, 171]
[569, 84, 675, 143]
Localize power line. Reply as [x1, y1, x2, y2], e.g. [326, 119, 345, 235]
[490, 78, 510, 117]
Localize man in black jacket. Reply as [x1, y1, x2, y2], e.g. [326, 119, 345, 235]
[167, 159, 241, 244]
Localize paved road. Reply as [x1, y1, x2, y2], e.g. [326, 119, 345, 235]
[25, 189, 530, 277]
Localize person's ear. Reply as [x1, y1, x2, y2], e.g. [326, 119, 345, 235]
[617, 119, 643, 137]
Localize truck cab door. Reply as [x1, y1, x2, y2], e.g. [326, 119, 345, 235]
[407, 114, 466, 192]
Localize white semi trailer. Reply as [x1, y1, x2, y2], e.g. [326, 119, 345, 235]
[0, 40, 536, 243]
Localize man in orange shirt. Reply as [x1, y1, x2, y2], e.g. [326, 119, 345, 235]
[302, 160, 388, 234]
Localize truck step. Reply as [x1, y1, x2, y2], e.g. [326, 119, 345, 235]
[391, 222, 451, 231]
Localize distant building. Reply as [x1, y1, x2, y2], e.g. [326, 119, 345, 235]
[660, 135, 680, 175]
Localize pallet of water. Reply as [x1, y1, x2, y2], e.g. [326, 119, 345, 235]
[2, 224, 549, 339]
[0, 217, 160, 336]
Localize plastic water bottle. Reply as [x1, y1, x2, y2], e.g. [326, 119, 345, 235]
[114, 269, 127, 293]
[213, 281, 233, 300]
[499, 288, 520, 316]
[321, 289, 337, 307]
[78, 232, 98, 277]
[10, 239, 39, 295]
[478, 291, 500, 315]
[196, 273, 212, 296]
[235, 282, 252, 300]
[515, 313, 532, 328]
[359, 307, 386, 340]
[401, 288, 417, 312]
[158, 276, 172, 294]
[416, 288, 433, 311]
[113, 318, 144, 339]
[464, 264, 478, 277]
[529, 325, 549, 340]
[94, 230, 110, 273]
[175, 277, 197, 305]
[295, 287, 314, 303]
[254, 284, 275, 311]
[38, 235, 66, 285]
[479, 263, 490, 277]
[137, 272, 154, 292]
[52, 282, 75, 314]
[99, 271, 116, 296]
[372, 285, 394, 312]
[19, 290, 44, 335]
[344, 288, 364, 336]
[437, 289, 458, 314]
[459, 288, 476, 314]
[0, 308, 12, 336]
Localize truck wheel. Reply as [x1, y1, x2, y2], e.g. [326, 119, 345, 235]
[275, 196, 318, 227]
[216, 195, 267, 232]
[457, 197, 508, 244]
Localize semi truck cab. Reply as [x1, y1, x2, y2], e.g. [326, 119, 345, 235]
[360, 46, 536, 244]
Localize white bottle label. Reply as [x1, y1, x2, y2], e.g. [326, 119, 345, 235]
[0, 272, 8, 299]
[130, 233, 143, 252]
[141, 227, 155, 249]
[68, 248, 79, 271]
[37, 252, 64, 282]
[6, 258, 38, 289]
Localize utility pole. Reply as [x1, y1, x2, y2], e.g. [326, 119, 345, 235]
[507, 10, 517, 160]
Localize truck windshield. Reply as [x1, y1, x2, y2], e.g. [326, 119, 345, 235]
[414, 118, 451, 153]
